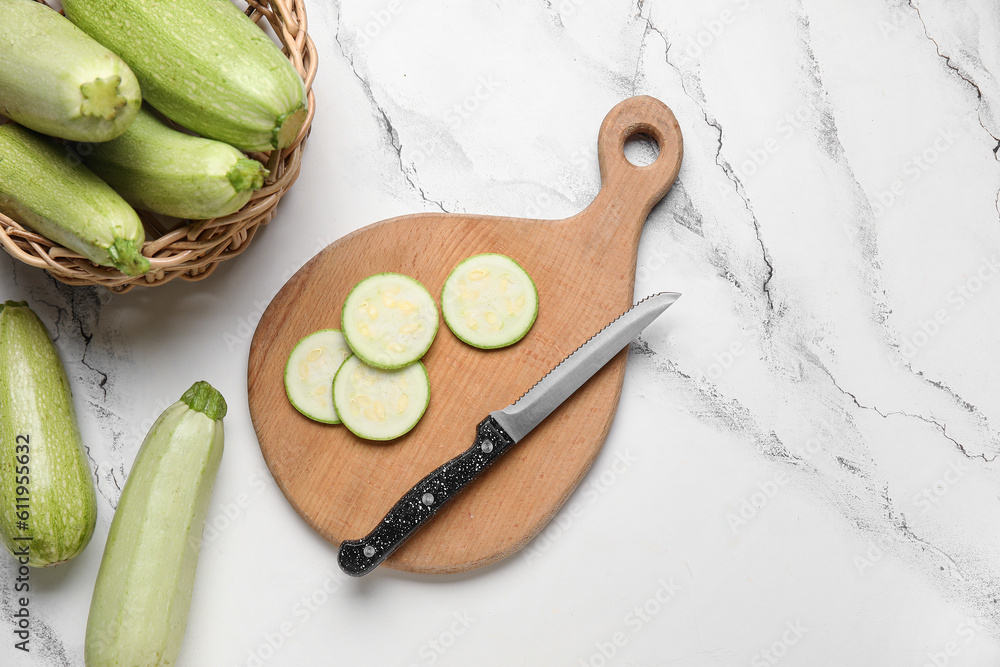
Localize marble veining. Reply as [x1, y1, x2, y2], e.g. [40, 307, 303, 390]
[2, 0, 1000, 665]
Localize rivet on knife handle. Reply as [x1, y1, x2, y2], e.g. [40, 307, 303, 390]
[338, 416, 516, 577]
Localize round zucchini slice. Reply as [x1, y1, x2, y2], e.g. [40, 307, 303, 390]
[441, 253, 538, 349]
[341, 273, 438, 369]
[284, 329, 352, 424]
[333, 355, 430, 441]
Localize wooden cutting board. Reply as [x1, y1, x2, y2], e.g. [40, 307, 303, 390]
[247, 95, 682, 574]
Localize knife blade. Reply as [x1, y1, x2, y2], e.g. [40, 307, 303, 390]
[337, 291, 681, 576]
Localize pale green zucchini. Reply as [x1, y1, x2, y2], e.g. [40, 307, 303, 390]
[341, 273, 439, 370]
[285, 329, 352, 424]
[63, 0, 308, 151]
[85, 381, 226, 667]
[0, 301, 97, 568]
[0, 0, 141, 142]
[0, 123, 149, 276]
[85, 106, 268, 220]
[333, 356, 430, 441]
[441, 253, 538, 349]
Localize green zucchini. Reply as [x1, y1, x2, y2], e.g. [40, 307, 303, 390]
[85, 381, 226, 667]
[285, 329, 352, 424]
[441, 253, 538, 349]
[341, 273, 439, 369]
[84, 106, 268, 220]
[0, 301, 97, 568]
[0, 0, 141, 142]
[333, 356, 430, 441]
[0, 123, 150, 276]
[62, 0, 308, 151]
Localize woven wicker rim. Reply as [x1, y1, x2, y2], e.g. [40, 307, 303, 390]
[0, 0, 317, 293]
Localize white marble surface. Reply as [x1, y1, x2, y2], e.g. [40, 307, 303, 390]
[3, 0, 1000, 664]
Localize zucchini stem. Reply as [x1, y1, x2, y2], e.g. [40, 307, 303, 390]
[181, 381, 228, 420]
[79, 76, 127, 121]
[107, 238, 150, 276]
[227, 158, 268, 193]
[273, 104, 307, 149]
[0, 301, 29, 313]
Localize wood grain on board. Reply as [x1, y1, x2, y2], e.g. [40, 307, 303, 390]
[248, 96, 683, 574]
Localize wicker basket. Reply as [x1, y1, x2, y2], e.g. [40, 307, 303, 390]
[0, 0, 317, 293]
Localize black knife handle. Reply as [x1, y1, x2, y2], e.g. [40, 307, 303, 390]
[338, 416, 516, 577]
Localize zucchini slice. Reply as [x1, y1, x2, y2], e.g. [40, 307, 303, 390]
[333, 356, 429, 441]
[441, 254, 538, 349]
[341, 273, 438, 369]
[284, 329, 352, 424]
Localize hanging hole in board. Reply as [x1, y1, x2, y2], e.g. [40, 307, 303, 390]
[624, 132, 660, 167]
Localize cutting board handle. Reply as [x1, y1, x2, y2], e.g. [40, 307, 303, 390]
[578, 95, 683, 249]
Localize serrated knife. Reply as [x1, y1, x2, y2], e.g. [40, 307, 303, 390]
[337, 291, 681, 576]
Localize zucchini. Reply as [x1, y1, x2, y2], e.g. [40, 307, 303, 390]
[284, 329, 352, 424]
[341, 273, 439, 369]
[0, 301, 97, 568]
[0, 0, 141, 142]
[85, 381, 226, 667]
[441, 253, 538, 349]
[333, 356, 429, 441]
[0, 123, 150, 276]
[62, 0, 308, 151]
[84, 106, 268, 220]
